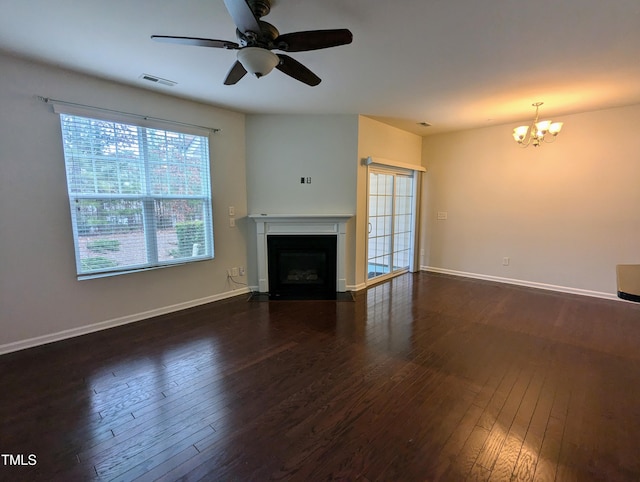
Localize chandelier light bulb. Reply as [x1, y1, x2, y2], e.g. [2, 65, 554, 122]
[513, 125, 529, 143]
[549, 122, 563, 135]
[535, 120, 552, 134]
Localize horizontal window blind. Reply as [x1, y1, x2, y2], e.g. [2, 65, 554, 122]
[59, 113, 214, 278]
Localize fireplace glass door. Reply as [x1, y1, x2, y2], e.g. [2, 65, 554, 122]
[267, 235, 337, 298]
[367, 169, 415, 281]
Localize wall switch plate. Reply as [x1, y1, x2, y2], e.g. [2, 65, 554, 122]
[228, 206, 235, 216]
[503, 257, 510, 266]
[239, 266, 245, 276]
[229, 217, 236, 227]
[306, 177, 311, 184]
[300, 177, 305, 184]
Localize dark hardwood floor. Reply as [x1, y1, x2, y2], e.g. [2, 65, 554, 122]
[2, 272, 640, 481]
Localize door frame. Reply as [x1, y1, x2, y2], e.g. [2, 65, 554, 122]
[365, 163, 422, 286]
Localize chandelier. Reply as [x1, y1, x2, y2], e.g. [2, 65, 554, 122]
[512, 102, 563, 147]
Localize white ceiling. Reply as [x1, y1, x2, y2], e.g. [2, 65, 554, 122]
[1, 0, 639, 135]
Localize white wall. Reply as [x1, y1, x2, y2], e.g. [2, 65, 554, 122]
[0, 53, 249, 352]
[422, 104, 640, 296]
[245, 114, 358, 214]
[245, 114, 359, 286]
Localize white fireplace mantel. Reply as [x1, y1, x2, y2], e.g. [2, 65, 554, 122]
[248, 214, 353, 293]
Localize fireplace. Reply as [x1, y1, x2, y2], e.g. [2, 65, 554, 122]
[248, 214, 353, 297]
[267, 235, 337, 299]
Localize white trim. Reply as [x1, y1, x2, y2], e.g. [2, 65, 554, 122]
[248, 214, 353, 293]
[421, 266, 620, 301]
[364, 156, 426, 172]
[347, 282, 368, 292]
[0, 287, 250, 356]
[247, 214, 353, 223]
[365, 166, 420, 286]
[45, 97, 218, 136]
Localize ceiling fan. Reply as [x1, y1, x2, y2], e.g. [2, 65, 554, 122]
[151, 0, 353, 86]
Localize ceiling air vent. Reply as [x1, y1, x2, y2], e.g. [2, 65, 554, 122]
[417, 121, 432, 127]
[139, 74, 177, 87]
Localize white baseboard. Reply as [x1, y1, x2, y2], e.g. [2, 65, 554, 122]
[421, 266, 619, 301]
[347, 282, 367, 292]
[0, 287, 250, 356]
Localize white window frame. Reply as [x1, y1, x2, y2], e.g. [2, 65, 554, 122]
[54, 104, 215, 279]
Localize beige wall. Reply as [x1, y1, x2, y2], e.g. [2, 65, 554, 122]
[0, 53, 249, 352]
[356, 116, 423, 288]
[422, 104, 640, 296]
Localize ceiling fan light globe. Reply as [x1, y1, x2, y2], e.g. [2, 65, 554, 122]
[237, 47, 279, 78]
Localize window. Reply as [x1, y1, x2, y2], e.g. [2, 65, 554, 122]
[58, 113, 214, 278]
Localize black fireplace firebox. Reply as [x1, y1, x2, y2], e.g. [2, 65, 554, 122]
[267, 235, 337, 299]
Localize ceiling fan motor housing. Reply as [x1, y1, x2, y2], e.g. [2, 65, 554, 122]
[248, 0, 271, 18]
[237, 21, 279, 48]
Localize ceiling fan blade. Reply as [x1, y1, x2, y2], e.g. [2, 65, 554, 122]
[223, 0, 261, 34]
[224, 60, 248, 85]
[274, 29, 353, 52]
[151, 35, 239, 49]
[276, 54, 321, 86]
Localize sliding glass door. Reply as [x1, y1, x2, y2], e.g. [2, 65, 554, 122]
[367, 169, 415, 281]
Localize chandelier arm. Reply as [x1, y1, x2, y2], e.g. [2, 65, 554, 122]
[522, 120, 537, 147]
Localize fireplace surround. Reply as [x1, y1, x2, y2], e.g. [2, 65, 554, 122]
[248, 214, 353, 297]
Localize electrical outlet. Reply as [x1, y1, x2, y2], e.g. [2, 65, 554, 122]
[300, 177, 305, 184]
[503, 257, 510, 266]
[306, 177, 311, 184]
[239, 266, 245, 276]
[437, 211, 448, 220]
[229, 217, 235, 227]
[231, 267, 239, 277]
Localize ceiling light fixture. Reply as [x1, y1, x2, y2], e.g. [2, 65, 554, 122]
[237, 47, 280, 78]
[512, 102, 563, 147]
